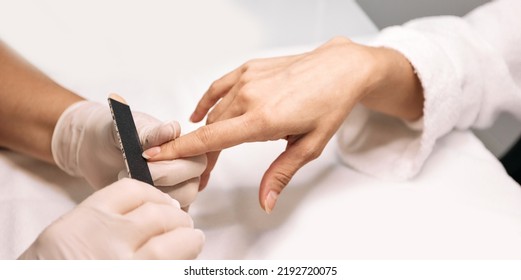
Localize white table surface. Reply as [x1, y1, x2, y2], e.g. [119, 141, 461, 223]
[1, 0, 520, 260]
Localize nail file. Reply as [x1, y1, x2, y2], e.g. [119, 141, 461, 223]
[108, 96, 154, 186]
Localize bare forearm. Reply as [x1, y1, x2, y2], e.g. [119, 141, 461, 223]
[0, 41, 83, 163]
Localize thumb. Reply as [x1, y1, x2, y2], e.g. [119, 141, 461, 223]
[259, 136, 322, 214]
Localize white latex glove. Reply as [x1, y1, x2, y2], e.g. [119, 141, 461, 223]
[52, 100, 207, 207]
[18, 178, 205, 259]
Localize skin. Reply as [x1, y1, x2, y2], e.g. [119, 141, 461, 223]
[143, 37, 424, 213]
[0, 41, 84, 163]
[0, 40, 204, 259]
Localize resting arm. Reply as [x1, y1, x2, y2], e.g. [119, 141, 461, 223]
[337, 0, 521, 180]
[0, 41, 83, 163]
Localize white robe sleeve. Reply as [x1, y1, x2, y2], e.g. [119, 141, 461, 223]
[337, 0, 521, 180]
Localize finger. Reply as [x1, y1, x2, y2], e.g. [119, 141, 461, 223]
[191, 53, 307, 123]
[82, 178, 175, 214]
[141, 120, 181, 149]
[190, 68, 242, 122]
[133, 228, 205, 260]
[198, 150, 220, 191]
[132, 111, 161, 127]
[190, 55, 296, 123]
[259, 133, 325, 214]
[117, 164, 200, 207]
[206, 84, 241, 124]
[158, 177, 199, 208]
[143, 114, 259, 161]
[206, 60, 297, 125]
[125, 202, 193, 248]
[148, 155, 207, 186]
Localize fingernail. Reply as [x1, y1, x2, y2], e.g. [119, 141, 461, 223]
[142, 146, 161, 159]
[264, 190, 279, 214]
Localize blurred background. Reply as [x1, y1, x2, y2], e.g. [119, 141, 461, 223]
[0, 0, 517, 158]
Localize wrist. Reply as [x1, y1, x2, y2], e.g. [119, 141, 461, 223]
[51, 100, 95, 175]
[360, 46, 424, 121]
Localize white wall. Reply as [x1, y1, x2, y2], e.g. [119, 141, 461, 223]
[231, 0, 377, 48]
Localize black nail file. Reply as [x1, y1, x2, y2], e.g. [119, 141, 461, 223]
[108, 95, 154, 186]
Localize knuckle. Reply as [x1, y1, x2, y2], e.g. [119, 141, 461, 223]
[300, 143, 323, 161]
[250, 110, 275, 138]
[142, 228, 203, 260]
[236, 82, 258, 105]
[206, 111, 218, 124]
[39, 220, 65, 245]
[182, 229, 205, 259]
[241, 59, 257, 72]
[158, 201, 193, 226]
[139, 202, 164, 218]
[142, 240, 165, 259]
[246, 58, 260, 65]
[259, 108, 274, 124]
[329, 36, 351, 45]
[240, 62, 249, 74]
[161, 141, 179, 158]
[239, 58, 261, 78]
[178, 211, 195, 228]
[272, 170, 293, 190]
[166, 179, 199, 208]
[207, 80, 221, 95]
[236, 73, 251, 90]
[114, 178, 146, 196]
[194, 125, 213, 146]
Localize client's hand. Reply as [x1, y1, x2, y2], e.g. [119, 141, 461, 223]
[51, 98, 207, 208]
[18, 178, 205, 259]
[143, 37, 423, 213]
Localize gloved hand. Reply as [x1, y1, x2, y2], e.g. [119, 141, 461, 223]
[18, 178, 205, 259]
[51, 99, 207, 208]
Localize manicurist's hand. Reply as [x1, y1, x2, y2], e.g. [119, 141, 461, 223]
[0, 42, 206, 208]
[18, 178, 205, 260]
[52, 97, 207, 208]
[143, 37, 423, 213]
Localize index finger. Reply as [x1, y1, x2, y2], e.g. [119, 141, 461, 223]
[145, 115, 262, 161]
